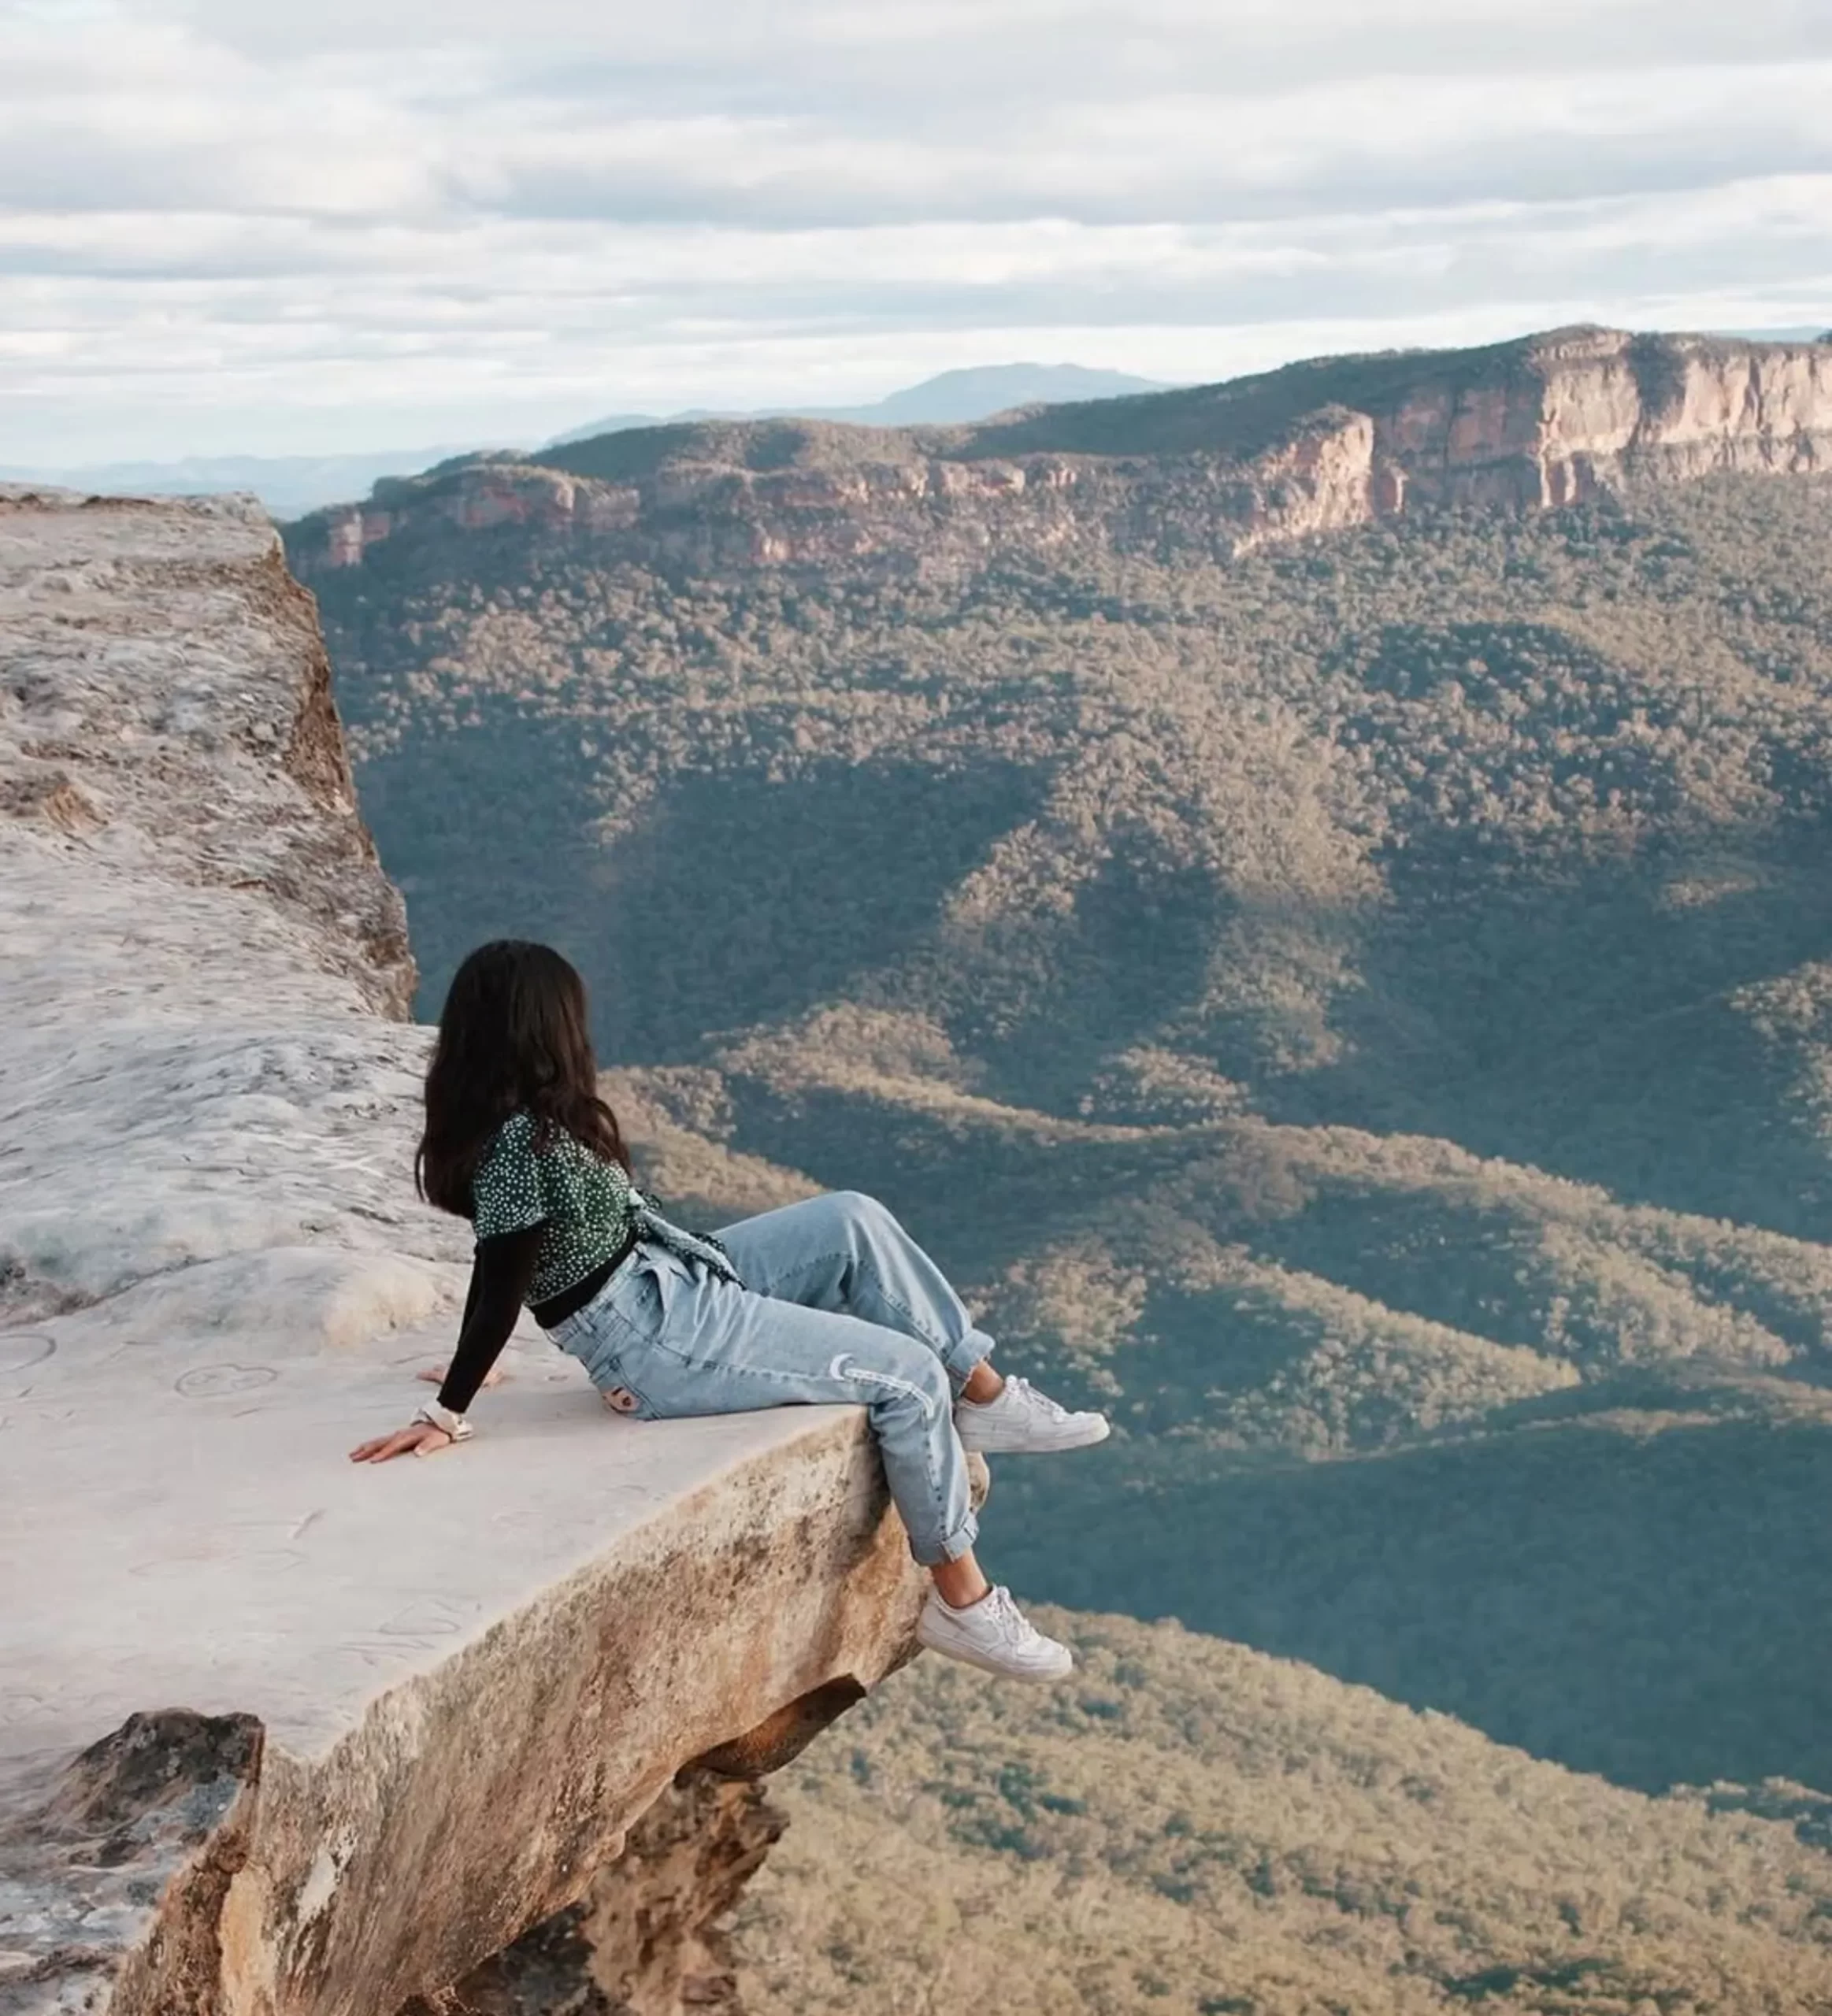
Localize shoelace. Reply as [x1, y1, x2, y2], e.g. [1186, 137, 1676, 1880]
[983, 1587, 1031, 1640]
[1007, 1375, 1070, 1421]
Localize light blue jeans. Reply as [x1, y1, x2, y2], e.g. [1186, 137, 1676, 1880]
[545, 1191, 992, 1565]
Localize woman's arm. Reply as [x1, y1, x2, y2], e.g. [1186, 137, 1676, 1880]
[350, 1227, 544, 1462]
[438, 1228, 543, 1411]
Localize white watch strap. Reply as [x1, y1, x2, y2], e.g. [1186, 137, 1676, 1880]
[414, 1402, 474, 1441]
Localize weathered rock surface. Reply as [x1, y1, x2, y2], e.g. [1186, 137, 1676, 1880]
[406, 1773, 786, 2016]
[0, 490, 928, 2015]
[291, 327, 1832, 581]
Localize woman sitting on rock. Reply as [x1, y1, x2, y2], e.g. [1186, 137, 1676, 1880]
[350, 939, 1108, 1681]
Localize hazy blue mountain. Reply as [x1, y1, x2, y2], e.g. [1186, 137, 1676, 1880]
[0, 448, 482, 520]
[3, 367, 1168, 514]
[1715, 325, 1832, 343]
[542, 362, 1169, 448]
[836, 361, 1170, 423]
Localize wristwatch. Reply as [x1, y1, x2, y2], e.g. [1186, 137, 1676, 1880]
[413, 1401, 475, 1443]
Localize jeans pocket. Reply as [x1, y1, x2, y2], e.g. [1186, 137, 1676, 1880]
[643, 1246, 695, 1317]
[603, 1254, 668, 1337]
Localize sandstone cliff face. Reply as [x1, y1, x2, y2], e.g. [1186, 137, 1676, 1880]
[0, 490, 927, 2016]
[291, 328, 1832, 584]
[1369, 324, 1832, 513]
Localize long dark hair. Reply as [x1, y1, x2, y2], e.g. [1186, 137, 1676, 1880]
[417, 940, 632, 1217]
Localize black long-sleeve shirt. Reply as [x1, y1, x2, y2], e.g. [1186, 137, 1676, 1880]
[437, 1227, 544, 1413]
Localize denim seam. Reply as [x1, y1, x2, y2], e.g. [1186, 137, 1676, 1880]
[759, 1247, 860, 1304]
[770, 1246, 985, 1384]
[862, 1255, 987, 1376]
[636, 1333, 840, 1401]
[867, 1266, 991, 1384]
[855, 1259, 950, 1354]
[828, 1351, 958, 1555]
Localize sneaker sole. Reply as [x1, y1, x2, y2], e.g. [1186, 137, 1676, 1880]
[916, 1622, 1074, 1682]
[955, 1415, 1112, 1457]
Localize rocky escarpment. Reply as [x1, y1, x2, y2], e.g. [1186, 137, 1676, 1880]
[291, 327, 1832, 581]
[0, 489, 411, 1021]
[0, 490, 929, 2016]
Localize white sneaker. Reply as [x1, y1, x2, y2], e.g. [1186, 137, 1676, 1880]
[917, 1585, 1074, 1681]
[955, 1375, 1111, 1455]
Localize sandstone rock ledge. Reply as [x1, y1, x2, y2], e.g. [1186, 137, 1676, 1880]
[0, 491, 928, 2016]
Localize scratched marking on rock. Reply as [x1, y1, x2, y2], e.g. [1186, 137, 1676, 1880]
[129, 1548, 306, 1580]
[337, 1636, 446, 1667]
[0, 1333, 54, 1375]
[376, 1602, 463, 1638]
[175, 1363, 279, 1398]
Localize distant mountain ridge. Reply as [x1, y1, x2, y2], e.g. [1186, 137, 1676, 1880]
[2, 365, 1167, 517]
[542, 362, 1170, 447]
[0, 447, 482, 521]
[291, 325, 1832, 576]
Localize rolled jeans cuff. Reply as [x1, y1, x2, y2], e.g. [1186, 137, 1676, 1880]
[940, 1326, 994, 1389]
[913, 1505, 981, 1569]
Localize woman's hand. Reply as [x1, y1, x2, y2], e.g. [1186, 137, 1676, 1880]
[415, 1363, 504, 1388]
[349, 1421, 455, 1463]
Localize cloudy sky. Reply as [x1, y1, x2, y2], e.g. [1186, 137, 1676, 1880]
[3, 0, 1829, 463]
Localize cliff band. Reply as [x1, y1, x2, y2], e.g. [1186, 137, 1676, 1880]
[291, 327, 1832, 580]
[0, 489, 925, 2016]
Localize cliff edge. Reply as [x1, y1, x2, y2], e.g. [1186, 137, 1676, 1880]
[0, 490, 926, 2016]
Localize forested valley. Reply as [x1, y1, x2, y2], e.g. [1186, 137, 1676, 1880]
[295, 412, 1832, 2011]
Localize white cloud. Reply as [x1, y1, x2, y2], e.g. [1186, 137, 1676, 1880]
[1, 0, 1828, 461]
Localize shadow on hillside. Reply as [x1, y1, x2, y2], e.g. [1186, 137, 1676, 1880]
[354, 706, 614, 1022]
[354, 715, 1045, 1057]
[1301, 839, 1832, 1240]
[585, 759, 1045, 1062]
[991, 1420, 1832, 1796]
[966, 852, 1230, 1115]
[717, 1080, 1201, 1271]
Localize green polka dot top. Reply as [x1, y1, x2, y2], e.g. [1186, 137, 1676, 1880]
[470, 1110, 639, 1305]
